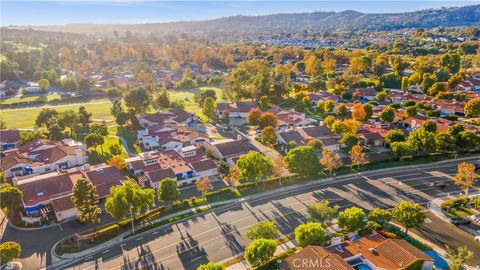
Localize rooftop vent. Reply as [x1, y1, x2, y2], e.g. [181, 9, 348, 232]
[368, 248, 378, 255]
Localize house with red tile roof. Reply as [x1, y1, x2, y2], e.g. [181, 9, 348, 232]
[267, 106, 317, 130]
[14, 164, 123, 223]
[358, 123, 393, 146]
[137, 109, 195, 128]
[344, 87, 377, 101]
[1, 139, 88, 178]
[432, 99, 466, 116]
[284, 232, 433, 270]
[216, 100, 259, 118]
[136, 109, 204, 150]
[125, 146, 218, 186]
[203, 138, 256, 167]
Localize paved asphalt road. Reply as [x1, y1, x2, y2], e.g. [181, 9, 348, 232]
[54, 159, 480, 270]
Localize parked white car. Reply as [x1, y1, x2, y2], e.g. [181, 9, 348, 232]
[471, 214, 480, 223]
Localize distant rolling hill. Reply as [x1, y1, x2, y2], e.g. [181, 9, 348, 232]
[4, 4, 480, 36]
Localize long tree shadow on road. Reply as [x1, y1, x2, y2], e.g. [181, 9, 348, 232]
[176, 231, 209, 270]
[212, 212, 245, 256]
[121, 244, 165, 270]
[269, 201, 307, 235]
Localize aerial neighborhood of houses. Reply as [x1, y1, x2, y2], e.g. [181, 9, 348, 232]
[1, 11, 480, 270]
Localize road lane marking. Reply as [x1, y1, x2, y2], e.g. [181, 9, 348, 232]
[101, 249, 110, 254]
[77, 159, 474, 270]
[136, 237, 143, 241]
[191, 257, 203, 262]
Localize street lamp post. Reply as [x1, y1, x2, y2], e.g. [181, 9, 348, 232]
[130, 204, 135, 235]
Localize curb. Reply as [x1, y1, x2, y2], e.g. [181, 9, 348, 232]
[49, 204, 227, 269]
[48, 155, 480, 268]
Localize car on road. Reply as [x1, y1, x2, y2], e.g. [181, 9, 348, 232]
[449, 216, 471, 226]
[471, 214, 480, 223]
[428, 181, 449, 188]
[475, 236, 480, 244]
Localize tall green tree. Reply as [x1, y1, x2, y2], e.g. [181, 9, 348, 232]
[246, 221, 279, 240]
[407, 127, 436, 154]
[0, 184, 23, 216]
[157, 178, 180, 204]
[384, 129, 405, 146]
[392, 201, 426, 235]
[202, 97, 217, 119]
[244, 239, 277, 267]
[236, 152, 273, 185]
[380, 107, 395, 123]
[368, 208, 392, 227]
[124, 87, 151, 114]
[105, 180, 155, 220]
[0, 241, 21, 264]
[71, 178, 101, 235]
[446, 245, 473, 270]
[284, 146, 320, 177]
[307, 200, 338, 225]
[156, 88, 171, 109]
[464, 98, 480, 117]
[37, 78, 50, 92]
[390, 141, 412, 159]
[294, 222, 325, 246]
[338, 207, 366, 233]
[84, 133, 104, 153]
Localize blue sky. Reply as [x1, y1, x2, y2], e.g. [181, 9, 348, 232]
[1, 1, 479, 26]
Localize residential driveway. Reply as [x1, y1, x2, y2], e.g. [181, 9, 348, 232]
[179, 180, 227, 200]
[1, 211, 116, 270]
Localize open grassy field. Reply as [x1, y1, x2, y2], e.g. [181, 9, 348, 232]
[1, 87, 225, 129]
[1, 98, 114, 129]
[0, 93, 63, 105]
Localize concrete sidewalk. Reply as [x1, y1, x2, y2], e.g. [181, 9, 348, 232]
[48, 155, 480, 269]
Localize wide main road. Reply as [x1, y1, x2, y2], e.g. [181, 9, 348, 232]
[55, 158, 480, 270]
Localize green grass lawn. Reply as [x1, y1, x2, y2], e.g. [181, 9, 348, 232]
[1, 98, 114, 129]
[88, 136, 128, 164]
[1, 87, 224, 129]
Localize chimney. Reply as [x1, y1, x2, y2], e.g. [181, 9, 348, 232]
[75, 148, 84, 165]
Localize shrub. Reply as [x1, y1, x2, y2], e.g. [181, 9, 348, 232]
[205, 187, 232, 198]
[236, 182, 256, 190]
[95, 224, 120, 239]
[441, 197, 470, 212]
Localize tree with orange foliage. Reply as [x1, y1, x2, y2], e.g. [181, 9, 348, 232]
[350, 145, 367, 169]
[247, 108, 263, 126]
[351, 103, 366, 121]
[226, 167, 240, 189]
[196, 178, 214, 200]
[107, 155, 126, 170]
[454, 162, 478, 197]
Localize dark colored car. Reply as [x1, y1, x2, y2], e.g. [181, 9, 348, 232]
[429, 181, 449, 188]
[449, 216, 471, 226]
